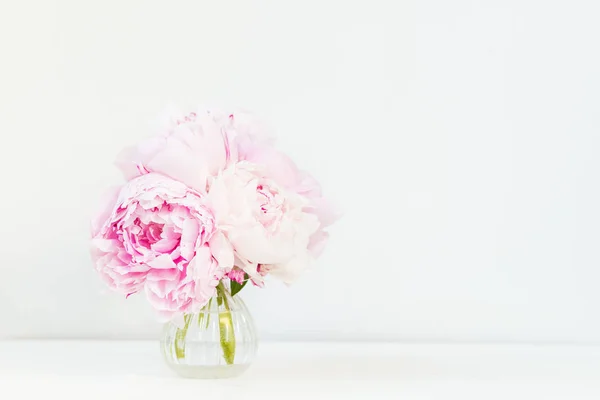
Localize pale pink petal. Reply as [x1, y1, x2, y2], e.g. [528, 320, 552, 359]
[228, 224, 294, 265]
[146, 268, 180, 281]
[151, 238, 179, 253]
[307, 197, 340, 228]
[91, 238, 121, 253]
[208, 231, 234, 271]
[146, 136, 208, 192]
[147, 254, 177, 269]
[179, 218, 199, 261]
[268, 254, 312, 284]
[115, 145, 144, 181]
[188, 113, 228, 175]
[114, 136, 165, 181]
[90, 186, 121, 237]
[188, 249, 220, 302]
[307, 230, 329, 258]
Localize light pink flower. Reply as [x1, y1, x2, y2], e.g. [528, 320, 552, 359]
[208, 160, 326, 284]
[91, 173, 233, 322]
[235, 144, 339, 277]
[115, 107, 273, 191]
[115, 109, 233, 192]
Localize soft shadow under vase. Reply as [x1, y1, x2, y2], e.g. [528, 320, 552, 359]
[160, 284, 258, 379]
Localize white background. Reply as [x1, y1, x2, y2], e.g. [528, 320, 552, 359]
[0, 0, 599, 343]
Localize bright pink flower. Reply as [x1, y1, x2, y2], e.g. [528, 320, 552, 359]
[227, 268, 246, 284]
[91, 173, 233, 322]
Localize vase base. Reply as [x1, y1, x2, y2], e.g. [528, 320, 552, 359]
[166, 363, 251, 379]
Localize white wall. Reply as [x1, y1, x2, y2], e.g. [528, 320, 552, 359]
[1, 0, 599, 342]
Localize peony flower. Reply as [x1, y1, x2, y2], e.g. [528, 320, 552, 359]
[115, 107, 272, 194]
[91, 173, 233, 322]
[207, 161, 323, 284]
[116, 109, 233, 193]
[238, 141, 337, 247]
[217, 141, 339, 284]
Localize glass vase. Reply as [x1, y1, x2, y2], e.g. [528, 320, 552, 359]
[160, 283, 258, 379]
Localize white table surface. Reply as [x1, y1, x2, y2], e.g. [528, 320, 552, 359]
[1, 340, 599, 399]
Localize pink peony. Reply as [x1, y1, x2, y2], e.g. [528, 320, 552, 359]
[115, 108, 272, 194]
[242, 145, 338, 258]
[207, 156, 335, 284]
[222, 142, 338, 283]
[116, 109, 232, 193]
[91, 173, 233, 322]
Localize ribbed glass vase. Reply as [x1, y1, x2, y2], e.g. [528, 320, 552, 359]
[160, 283, 258, 379]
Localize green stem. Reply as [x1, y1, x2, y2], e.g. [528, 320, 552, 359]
[197, 298, 213, 328]
[174, 313, 192, 359]
[216, 282, 236, 365]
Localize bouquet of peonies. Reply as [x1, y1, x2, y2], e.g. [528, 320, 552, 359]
[90, 108, 337, 324]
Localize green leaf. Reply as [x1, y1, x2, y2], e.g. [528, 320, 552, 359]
[230, 273, 250, 297]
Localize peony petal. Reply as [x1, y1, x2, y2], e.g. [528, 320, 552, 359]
[268, 254, 312, 284]
[179, 218, 199, 261]
[115, 145, 144, 181]
[152, 238, 179, 253]
[192, 112, 228, 175]
[90, 186, 121, 237]
[307, 197, 340, 228]
[307, 230, 329, 258]
[91, 238, 121, 253]
[146, 136, 208, 192]
[147, 254, 177, 269]
[188, 249, 220, 302]
[208, 231, 234, 271]
[114, 136, 165, 181]
[146, 268, 180, 281]
[228, 223, 295, 265]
